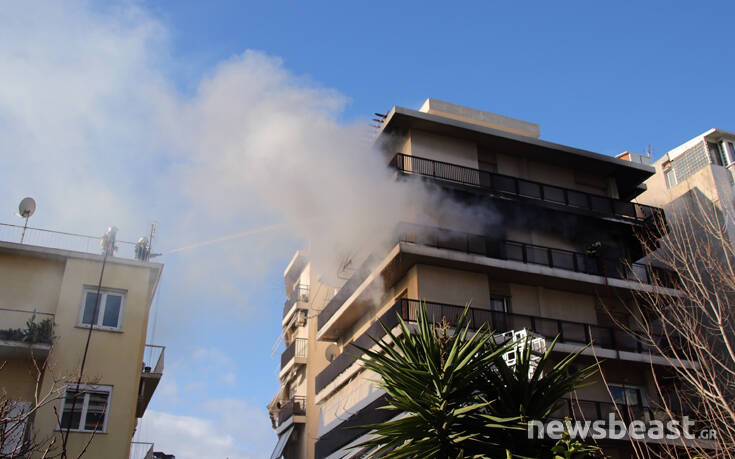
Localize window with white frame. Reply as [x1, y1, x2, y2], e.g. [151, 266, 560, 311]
[79, 288, 126, 330]
[59, 385, 112, 432]
[664, 167, 677, 189]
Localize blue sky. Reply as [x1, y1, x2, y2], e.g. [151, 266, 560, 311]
[1, 1, 734, 458]
[151, 0, 735, 155]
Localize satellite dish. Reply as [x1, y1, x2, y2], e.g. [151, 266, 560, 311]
[18, 197, 36, 218]
[325, 344, 340, 362]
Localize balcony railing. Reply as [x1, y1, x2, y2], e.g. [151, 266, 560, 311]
[552, 399, 654, 424]
[282, 284, 310, 318]
[398, 223, 678, 287]
[0, 307, 54, 345]
[142, 344, 165, 375]
[281, 338, 308, 368]
[392, 153, 664, 225]
[315, 299, 668, 394]
[316, 225, 677, 333]
[136, 344, 165, 418]
[129, 441, 154, 459]
[317, 261, 374, 329]
[0, 222, 141, 259]
[277, 396, 306, 426]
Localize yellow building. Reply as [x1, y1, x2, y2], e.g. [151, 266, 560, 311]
[270, 99, 696, 458]
[0, 224, 164, 459]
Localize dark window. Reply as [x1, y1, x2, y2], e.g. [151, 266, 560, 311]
[489, 297, 508, 312]
[708, 142, 726, 166]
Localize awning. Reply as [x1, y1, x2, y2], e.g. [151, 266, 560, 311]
[270, 425, 295, 459]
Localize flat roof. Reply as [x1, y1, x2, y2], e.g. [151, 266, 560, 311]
[0, 240, 163, 272]
[379, 105, 655, 199]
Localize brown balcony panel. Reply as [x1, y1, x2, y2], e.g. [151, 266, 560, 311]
[136, 344, 165, 418]
[281, 338, 308, 368]
[277, 396, 306, 426]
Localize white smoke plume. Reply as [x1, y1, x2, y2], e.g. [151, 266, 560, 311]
[155, 51, 498, 289]
[0, 1, 498, 308]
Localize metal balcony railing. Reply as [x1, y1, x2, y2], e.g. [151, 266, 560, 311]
[317, 260, 375, 329]
[142, 344, 165, 375]
[282, 284, 310, 317]
[280, 338, 308, 368]
[0, 222, 140, 259]
[316, 224, 677, 333]
[315, 299, 670, 394]
[129, 441, 154, 459]
[277, 396, 306, 426]
[0, 307, 55, 345]
[552, 399, 654, 423]
[398, 223, 678, 287]
[391, 153, 665, 225]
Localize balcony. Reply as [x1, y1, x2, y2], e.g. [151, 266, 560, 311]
[136, 344, 165, 418]
[391, 153, 665, 228]
[315, 299, 675, 395]
[317, 224, 678, 338]
[129, 441, 155, 459]
[0, 307, 54, 360]
[281, 338, 308, 369]
[277, 396, 306, 427]
[397, 223, 677, 287]
[552, 398, 653, 423]
[284, 251, 307, 293]
[282, 283, 310, 320]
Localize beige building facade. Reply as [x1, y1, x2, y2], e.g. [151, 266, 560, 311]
[633, 128, 735, 244]
[0, 227, 164, 458]
[270, 100, 689, 458]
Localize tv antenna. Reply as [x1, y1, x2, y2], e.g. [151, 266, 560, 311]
[16, 197, 36, 243]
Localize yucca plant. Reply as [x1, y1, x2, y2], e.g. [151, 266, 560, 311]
[353, 302, 599, 458]
[477, 335, 600, 457]
[352, 304, 522, 458]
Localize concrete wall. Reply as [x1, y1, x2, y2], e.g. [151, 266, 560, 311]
[409, 129, 479, 169]
[4, 254, 161, 459]
[0, 252, 65, 325]
[508, 284, 598, 324]
[304, 268, 337, 459]
[416, 265, 490, 308]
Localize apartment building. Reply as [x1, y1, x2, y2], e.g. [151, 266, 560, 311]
[269, 252, 334, 459]
[0, 223, 164, 459]
[270, 99, 685, 458]
[633, 128, 735, 243]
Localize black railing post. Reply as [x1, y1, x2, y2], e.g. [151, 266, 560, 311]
[558, 320, 565, 342]
[609, 327, 618, 352]
[547, 248, 554, 268]
[567, 399, 573, 418]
